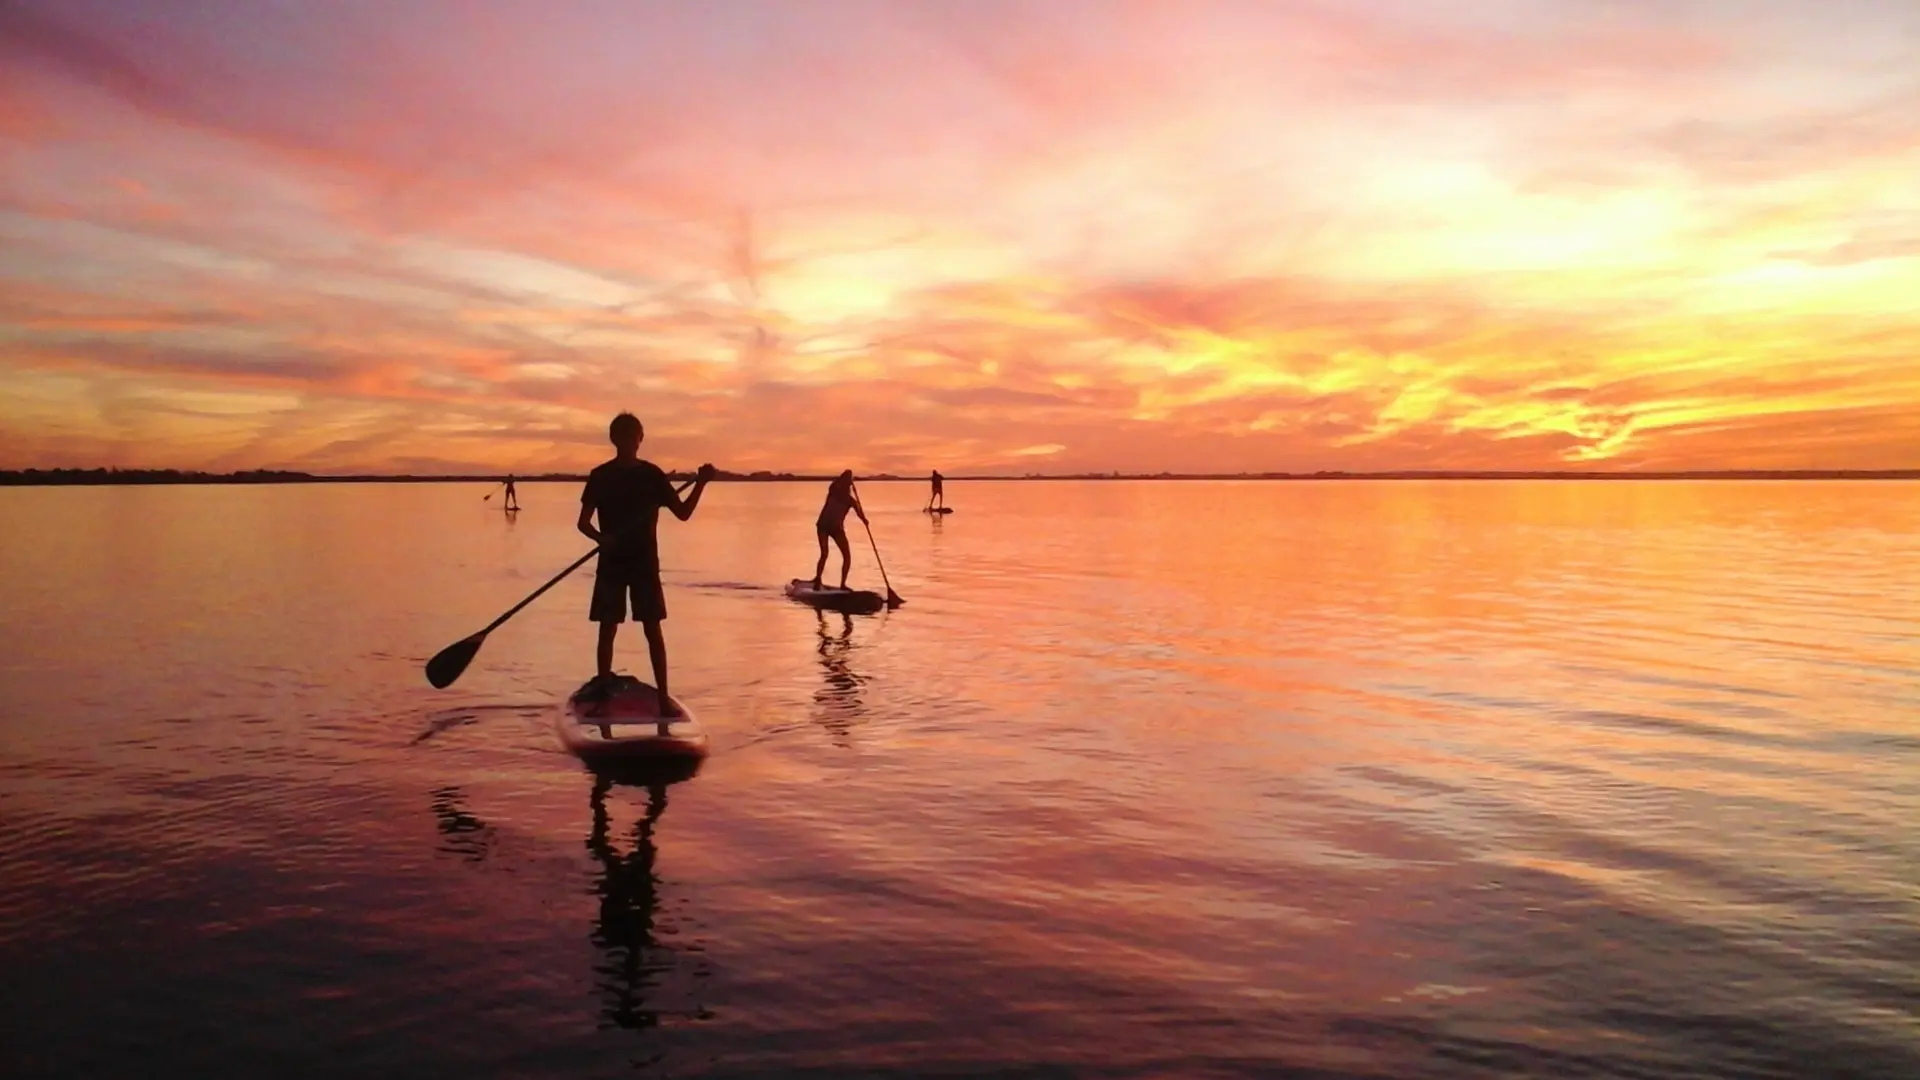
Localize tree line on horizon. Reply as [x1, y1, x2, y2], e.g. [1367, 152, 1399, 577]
[2, 466, 1914, 487]
[0, 467, 883, 485]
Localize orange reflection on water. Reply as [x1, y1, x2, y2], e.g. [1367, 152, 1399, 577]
[1, 479, 1915, 1075]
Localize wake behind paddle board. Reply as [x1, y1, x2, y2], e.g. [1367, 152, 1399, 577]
[557, 675, 709, 765]
[785, 578, 886, 614]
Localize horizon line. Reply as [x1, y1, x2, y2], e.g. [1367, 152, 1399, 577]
[3, 466, 1917, 487]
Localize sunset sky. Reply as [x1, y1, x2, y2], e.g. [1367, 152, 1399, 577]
[2, 0, 1917, 475]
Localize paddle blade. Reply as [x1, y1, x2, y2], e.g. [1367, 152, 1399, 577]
[425, 632, 485, 689]
[885, 590, 905, 608]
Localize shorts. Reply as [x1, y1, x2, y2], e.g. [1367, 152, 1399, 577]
[817, 517, 848, 542]
[590, 564, 666, 624]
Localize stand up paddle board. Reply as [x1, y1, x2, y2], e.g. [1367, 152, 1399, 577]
[557, 675, 709, 764]
[924, 507, 953, 514]
[785, 579, 886, 614]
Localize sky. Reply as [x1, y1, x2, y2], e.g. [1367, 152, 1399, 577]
[2, 0, 1917, 475]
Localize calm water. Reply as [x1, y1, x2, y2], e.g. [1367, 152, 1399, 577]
[1, 480, 1916, 1079]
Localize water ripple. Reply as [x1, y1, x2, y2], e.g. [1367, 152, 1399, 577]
[1, 480, 1915, 1078]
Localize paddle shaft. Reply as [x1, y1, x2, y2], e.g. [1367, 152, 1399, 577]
[474, 476, 697, 637]
[851, 482, 901, 603]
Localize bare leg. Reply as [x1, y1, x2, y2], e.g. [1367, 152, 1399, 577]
[596, 621, 618, 678]
[835, 531, 852, 588]
[812, 530, 829, 588]
[592, 621, 619, 734]
[642, 620, 675, 727]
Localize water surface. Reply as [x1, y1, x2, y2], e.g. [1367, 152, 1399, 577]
[2, 480, 1916, 1078]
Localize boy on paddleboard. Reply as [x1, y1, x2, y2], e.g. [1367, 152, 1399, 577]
[577, 412, 714, 717]
[927, 469, 944, 511]
[811, 470, 867, 590]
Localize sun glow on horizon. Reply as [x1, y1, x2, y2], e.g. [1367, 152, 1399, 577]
[1, 0, 1917, 476]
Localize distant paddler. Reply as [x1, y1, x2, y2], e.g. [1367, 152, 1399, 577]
[483, 475, 521, 510]
[926, 469, 944, 512]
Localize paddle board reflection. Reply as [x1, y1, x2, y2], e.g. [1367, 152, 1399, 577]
[586, 773, 708, 1031]
[814, 610, 866, 741]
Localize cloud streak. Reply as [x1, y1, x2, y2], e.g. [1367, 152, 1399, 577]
[1, 0, 1916, 473]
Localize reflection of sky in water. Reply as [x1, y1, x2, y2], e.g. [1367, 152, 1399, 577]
[0, 479, 1915, 1077]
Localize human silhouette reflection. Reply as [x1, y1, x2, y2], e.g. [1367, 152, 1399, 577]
[586, 772, 686, 1031]
[814, 610, 865, 742]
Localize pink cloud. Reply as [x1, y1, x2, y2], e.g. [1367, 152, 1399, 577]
[1, 0, 1916, 474]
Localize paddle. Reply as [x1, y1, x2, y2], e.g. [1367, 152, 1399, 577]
[483, 482, 498, 502]
[426, 477, 698, 689]
[852, 481, 905, 608]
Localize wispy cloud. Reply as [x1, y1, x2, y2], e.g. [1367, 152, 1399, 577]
[1, 0, 1916, 473]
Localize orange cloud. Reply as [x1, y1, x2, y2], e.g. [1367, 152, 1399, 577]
[1, 0, 1916, 474]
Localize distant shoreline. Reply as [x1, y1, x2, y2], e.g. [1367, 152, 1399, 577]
[3, 467, 1915, 487]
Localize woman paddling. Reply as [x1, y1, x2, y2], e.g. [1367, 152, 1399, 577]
[810, 470, 867, 591]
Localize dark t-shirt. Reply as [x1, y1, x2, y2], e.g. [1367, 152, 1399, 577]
[582, 458, 675, 575]
[817, 475, 856, 530]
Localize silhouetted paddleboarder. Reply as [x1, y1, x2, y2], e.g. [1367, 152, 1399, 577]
[811, 470, 867, 591]
[576, 412, 715, 717]
[926, 469, 944, 512]
[503, 474, 520, 511]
